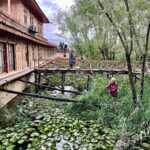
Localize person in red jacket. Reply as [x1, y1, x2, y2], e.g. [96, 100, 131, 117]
[107, 77, 118, 98]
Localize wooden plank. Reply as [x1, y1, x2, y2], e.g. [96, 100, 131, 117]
[36, 68, 132, 74]
[0, 68, 34, 86]
[0, 88, 78, 103]
[18, 79, 80, 94]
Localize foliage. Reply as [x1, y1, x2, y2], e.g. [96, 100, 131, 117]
[0, 97, 118, 150]
[0, 74, 150, 149]
[0, 97, 53, 129]
[67, 75, 150, 133]
[55, 0, 150, 60]
[42, 73, 88, 91]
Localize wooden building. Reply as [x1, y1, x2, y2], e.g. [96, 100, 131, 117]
[0, 0, 57, 105]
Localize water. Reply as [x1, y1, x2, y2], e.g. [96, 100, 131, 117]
[7, 85, 78, 108]
[52, 86, 78, 98]
[7, 86, 33, 108]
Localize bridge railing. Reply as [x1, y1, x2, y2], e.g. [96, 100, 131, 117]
[42, 58, 150, 73]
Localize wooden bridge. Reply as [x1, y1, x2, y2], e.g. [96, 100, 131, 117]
[37, 57, 150, 75]
[1, 53, 150, 104]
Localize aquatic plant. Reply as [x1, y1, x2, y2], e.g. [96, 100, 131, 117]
[0, 98, 117, 150]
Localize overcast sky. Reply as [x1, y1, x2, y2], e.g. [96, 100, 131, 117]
[36, 0, 74, 44]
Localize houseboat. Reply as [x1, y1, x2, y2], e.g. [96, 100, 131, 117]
[0, 0, 57, 105]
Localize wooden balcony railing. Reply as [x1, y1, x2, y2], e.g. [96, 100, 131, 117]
[0, 10, 48, 44]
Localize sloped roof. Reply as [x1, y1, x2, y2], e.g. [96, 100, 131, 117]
[21, 0, 50, 23]
[48, 42, 58, 48]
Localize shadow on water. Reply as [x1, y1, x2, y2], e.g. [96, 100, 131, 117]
[6, 86, 34, 109]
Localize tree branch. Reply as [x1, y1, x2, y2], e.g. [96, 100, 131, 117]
[123, 0, 133, 55]
[124, 0, 142, 55]
[97, 0, 128, 53]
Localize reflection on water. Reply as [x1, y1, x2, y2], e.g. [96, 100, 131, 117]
[52, 86, 78, 98]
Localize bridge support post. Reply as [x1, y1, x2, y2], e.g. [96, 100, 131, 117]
[38, 72, 41, 92]
[87, 63, 93, 90]
[107, 73, 111, 79]
[61, 72, 65, 94]
[35, 70, 41, 94]
[87, 74, 92, 91]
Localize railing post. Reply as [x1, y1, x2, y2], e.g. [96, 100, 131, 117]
[87, 63, 93, 90]
[34, 70, 40, 94]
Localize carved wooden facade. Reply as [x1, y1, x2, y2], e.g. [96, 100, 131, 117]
[0, 0, 57, 105]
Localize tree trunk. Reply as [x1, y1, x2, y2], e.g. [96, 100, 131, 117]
[140, 21, 150, 100]
[125, 53, 137, 105]
[97, 0, 137, 104]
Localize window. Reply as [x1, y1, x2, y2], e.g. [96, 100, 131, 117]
[0, 43, 16, 73]
[24, 9, 27, 25]
[0, 43, 4, 73]
[8, 44, 15, 71]
[30, 14, 34, 25]
[25, 44, 29, 66]
[0, 1, 2, 9]
[38, 22, 42, 34]
[0, 43, 7, 73]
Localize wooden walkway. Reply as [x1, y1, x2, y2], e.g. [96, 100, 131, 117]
[37, 53, 150, 75]
[1, 52, 150, 104]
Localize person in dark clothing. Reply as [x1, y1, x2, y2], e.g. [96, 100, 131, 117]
[59, 42, 64, 52]
[69, 49, 75, 68]
[64, 44, 68, 57]
[107, 77, 118, 98]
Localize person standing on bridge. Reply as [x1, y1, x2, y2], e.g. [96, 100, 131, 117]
[64, 44, 68, 57]
[107, 77, 118, 98]
[69, 48, 75, 68]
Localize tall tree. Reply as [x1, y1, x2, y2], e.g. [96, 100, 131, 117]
[140, 21, 150, 100]
[97, 0, 137, 104]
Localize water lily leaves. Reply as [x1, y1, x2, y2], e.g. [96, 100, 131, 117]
[18, 139, 25, 144]
[10, 137, 17, 143]
[0, 103, 118, 149]
[141, 143, 150, 149]
[31, 132, 40, 137]
[6, 132, 15, 138]
[40, 135, 48, 140]
[90, 138, 98, 143]
[48, 132, 53, 137]
[0, 129, 7, 134]
[0, 135, 6, 141]
[26, 127, 35, 133]
[6, 145, 15, 150]
[36, 115, 44, 120]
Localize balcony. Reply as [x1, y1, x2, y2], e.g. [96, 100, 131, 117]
[0, 9, 48, 46]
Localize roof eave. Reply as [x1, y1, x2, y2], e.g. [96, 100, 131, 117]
[21, 0, 50, 23]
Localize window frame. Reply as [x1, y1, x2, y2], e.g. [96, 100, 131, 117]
[7, 43, 16, 72]
[0, 42, 8, 73]
[24, 9, 28, 25]
[30, 14, 34, 25]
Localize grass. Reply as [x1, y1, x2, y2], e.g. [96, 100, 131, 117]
[0, 74, 149, 149]
[67, 74, 150, 133]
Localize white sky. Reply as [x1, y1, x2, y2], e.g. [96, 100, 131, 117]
[51, 0, 74, 10]
[36, 0, 74, 44]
